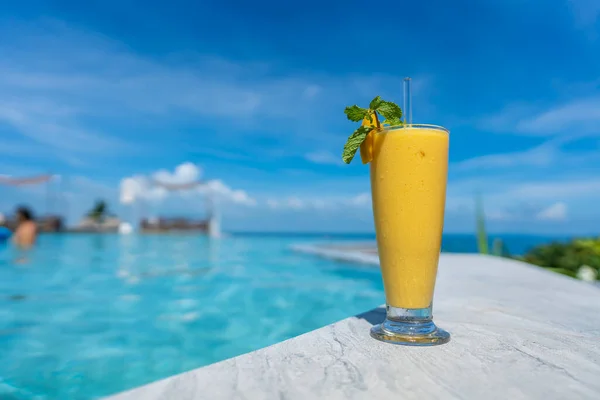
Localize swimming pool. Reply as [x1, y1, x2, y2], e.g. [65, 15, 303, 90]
[0, 234, 384, 399]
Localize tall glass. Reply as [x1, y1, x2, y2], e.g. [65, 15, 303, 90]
[369, 124, 450, 346]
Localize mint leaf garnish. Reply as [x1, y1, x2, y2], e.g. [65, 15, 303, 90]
[342, 125, 371, 164]
[341, 97, 403, 164]
[377, 101, 402, 121]
[369, 96, 383, 110]
[344, 105, 369, 122]
[382, 116, 402, 126]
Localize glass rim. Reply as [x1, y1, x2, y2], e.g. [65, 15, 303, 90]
[382, 124, 449, 134]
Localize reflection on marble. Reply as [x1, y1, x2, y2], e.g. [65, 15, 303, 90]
[105, 254, 600, 400]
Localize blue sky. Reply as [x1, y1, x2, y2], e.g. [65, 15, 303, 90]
[1, 0, 600, 234]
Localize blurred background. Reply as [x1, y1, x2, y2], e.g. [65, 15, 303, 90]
[1, 0, 599, 398]
[1, 0, 599, 234]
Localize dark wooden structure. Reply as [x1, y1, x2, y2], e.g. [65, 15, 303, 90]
[0, 215, 64, 233]
[140, 217, 209, 233]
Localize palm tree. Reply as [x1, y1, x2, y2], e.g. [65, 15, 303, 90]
[87, 200, 108, 222]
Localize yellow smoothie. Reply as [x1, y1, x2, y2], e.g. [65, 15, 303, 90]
[370, 125, 449, 309]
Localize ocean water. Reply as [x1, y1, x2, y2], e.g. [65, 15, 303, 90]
[235, 232, 567, 256]
[0, 232, 559, 399]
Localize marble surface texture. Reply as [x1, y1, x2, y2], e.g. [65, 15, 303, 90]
[105, 254, 600, 400]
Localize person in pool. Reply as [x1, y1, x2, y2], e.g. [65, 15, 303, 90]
[0, 212, 11, 244]
[13, 206, 37, 248]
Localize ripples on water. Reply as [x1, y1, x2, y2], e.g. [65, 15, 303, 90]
[0, 234, 384, 399]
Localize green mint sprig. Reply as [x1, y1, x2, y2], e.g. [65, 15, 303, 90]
[342, 96, 403, 164]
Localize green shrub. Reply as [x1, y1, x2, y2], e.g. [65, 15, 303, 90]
[475, 195, 488, 254]
[519, 238, 600, 280]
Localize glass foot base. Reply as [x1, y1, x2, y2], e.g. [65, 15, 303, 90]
[370, 306, 450, 346]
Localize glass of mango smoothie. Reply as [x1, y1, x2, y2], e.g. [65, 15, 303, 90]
[342, 78, 450, 346]
[369, 122, 450, 345]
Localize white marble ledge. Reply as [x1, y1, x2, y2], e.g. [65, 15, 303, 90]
[290, 243, 380, 265]
[105, 254, 600, 400]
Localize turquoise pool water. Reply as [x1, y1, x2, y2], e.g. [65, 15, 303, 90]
[0, 234, 385, 399]
[0, 232, 564, 399]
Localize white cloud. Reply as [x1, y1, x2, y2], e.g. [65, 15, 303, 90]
[509, 179, 600, 200]
[266, 199, 279, 209]
[286, 197, 305, 210]
[259, 192, 373, 212]
[203, 179, 257, 206]
[536, 202, 568, 221]
[349, 193, 371, 206]
[452, 134, 600, 172]
[252, 173, 595, 225]
[441, 170, 600, 227]
[452, 140, 559, 171]
[153, 162, 202, 185]
[0, 139, 59, 159]
[231, 190, 256, 206]
[479, 96, 600, 137]
[304, 150, 342, 166]
[267, 196, 328, 211]
[119, 162, 255, 206]
[310, 199, 328, 210]
[516, 97, 600, 135]
[0, 19, 436, 167]
[120, 175, 167, 204]
[447, 175, 600, 209]
[266, 197, 332, 210]
[0, 100, 128, 155]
